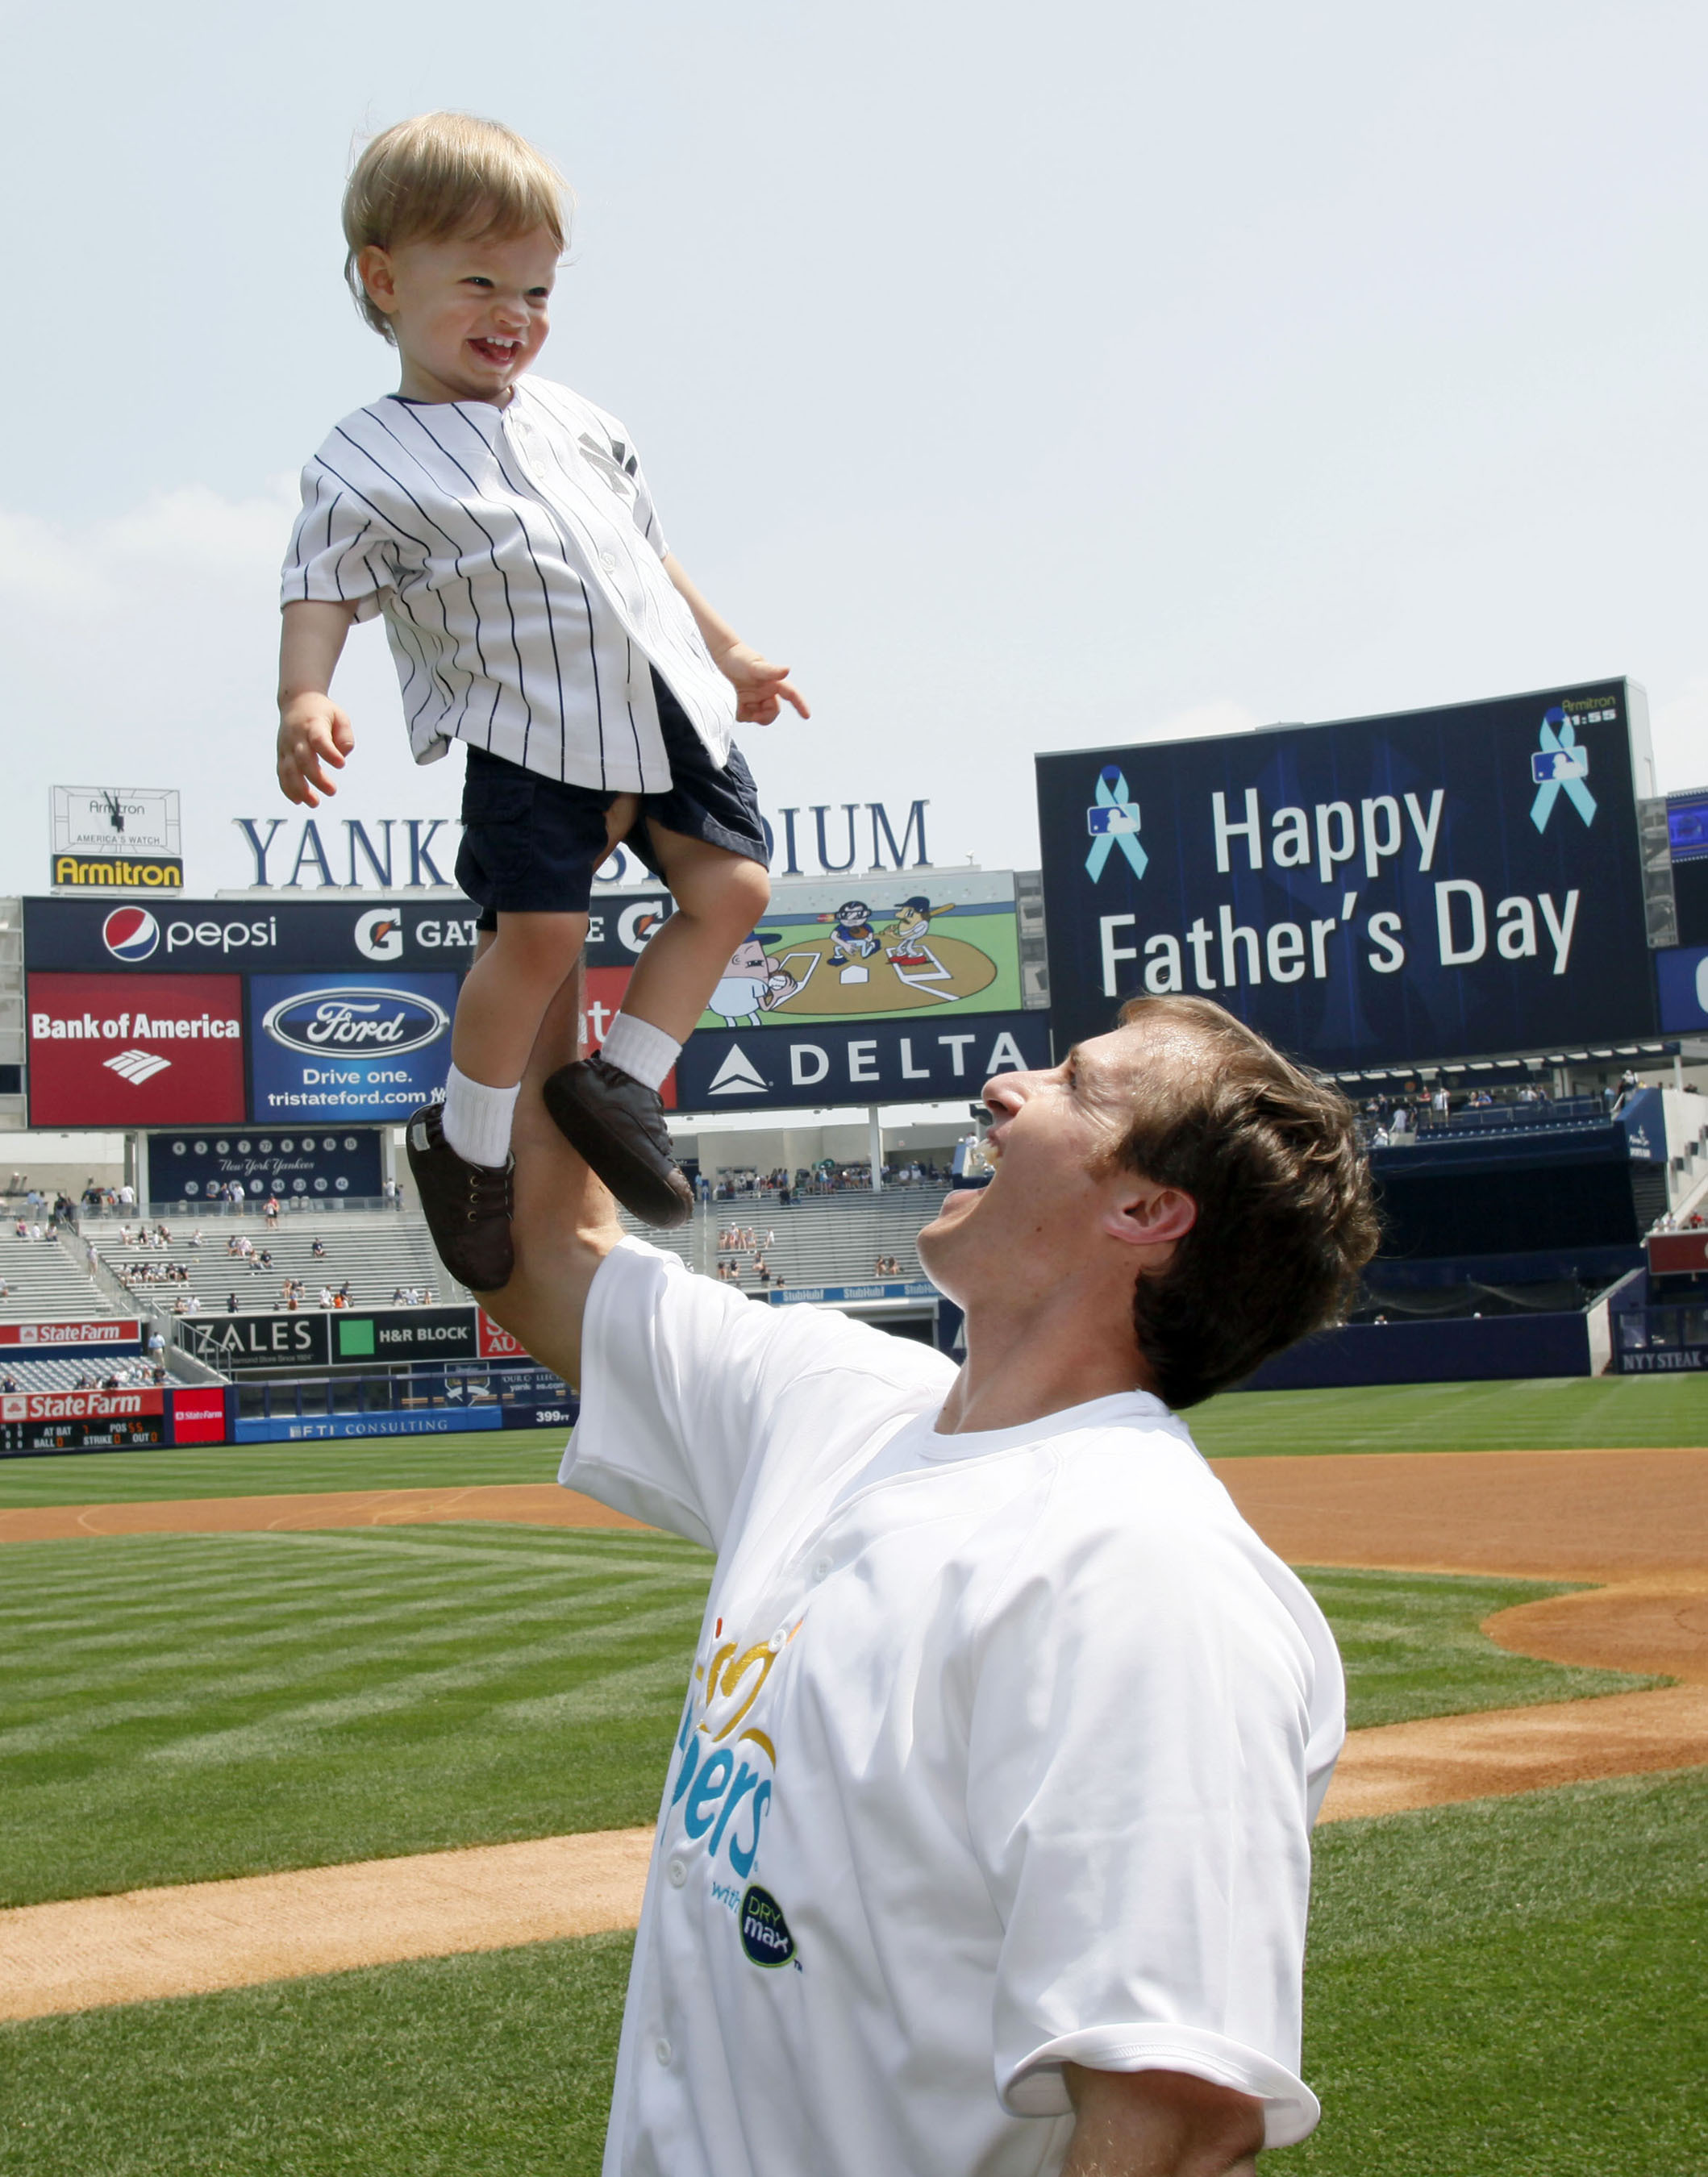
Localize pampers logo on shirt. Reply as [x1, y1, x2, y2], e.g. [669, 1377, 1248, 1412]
[665, 1613, 797, 1897]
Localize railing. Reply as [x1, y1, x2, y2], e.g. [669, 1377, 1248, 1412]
[81, 1195, 406, 1224]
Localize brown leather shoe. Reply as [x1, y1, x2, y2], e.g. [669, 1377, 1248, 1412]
[405, 1104, 514, 1291]
[542, 1056, 694, 1228]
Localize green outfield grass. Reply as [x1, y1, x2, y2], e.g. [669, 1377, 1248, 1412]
[1, 1528, 1657, 1909]
[0, 1375, 1699, 1513]
[0, 1427, 569, 1507]
[1194, 1372, 1706, 1457]
[2, 1771, 1702, 2176]
[0, 1524, 712, 1908]
[1301, 1566, 1662, 1731]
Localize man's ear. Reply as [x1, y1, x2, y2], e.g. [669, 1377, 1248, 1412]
[356, 244, 399, 316]
[1103, 1178, 1197, 1252]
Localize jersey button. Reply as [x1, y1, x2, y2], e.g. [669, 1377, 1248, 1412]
[601, 549, 620, 574]
[667, 1857, 687, 1888]
[655, 2038, 673, 2066]
[811, 1556, 833, 1583]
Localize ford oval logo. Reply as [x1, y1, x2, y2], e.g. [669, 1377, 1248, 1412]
[261, 987, 448, 1057]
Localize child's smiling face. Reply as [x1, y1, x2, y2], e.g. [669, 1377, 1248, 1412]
[356, 223, 560, 404]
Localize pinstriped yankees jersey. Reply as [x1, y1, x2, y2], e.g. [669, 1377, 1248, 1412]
[281, 378, 737, 792]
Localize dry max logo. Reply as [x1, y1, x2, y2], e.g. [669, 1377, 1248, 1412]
[667, 1613, 793, 1887]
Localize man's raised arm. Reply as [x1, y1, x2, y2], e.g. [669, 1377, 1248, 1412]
[478, 963, 623, 1388]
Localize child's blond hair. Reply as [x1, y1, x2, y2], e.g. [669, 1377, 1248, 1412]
[342, 112, 571, 341]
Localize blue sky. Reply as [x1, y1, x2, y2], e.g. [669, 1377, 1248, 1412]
[3, 1, 1703, 893]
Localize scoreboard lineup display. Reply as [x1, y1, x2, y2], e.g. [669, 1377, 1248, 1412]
[1037, 679, 1668, 1071]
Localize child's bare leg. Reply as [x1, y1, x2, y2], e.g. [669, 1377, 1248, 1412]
[443, 912, 586, 1168]
[610, 828, 771, 1053]
[441, 796, 639, 1169]
[452, 914, 589, 1084]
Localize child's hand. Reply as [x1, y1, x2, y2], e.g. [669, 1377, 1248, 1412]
[277, 694, 356, 806]
[716, 644, 810, 726]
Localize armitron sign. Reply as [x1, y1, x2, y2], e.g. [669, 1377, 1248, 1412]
[53, 854, 184, 890]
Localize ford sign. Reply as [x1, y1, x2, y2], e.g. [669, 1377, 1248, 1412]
[260, 986, 449, 1056]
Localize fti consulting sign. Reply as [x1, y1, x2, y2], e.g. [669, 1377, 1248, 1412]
[248, 973, 458, 1122]
[1036, 680, 1661, 1068]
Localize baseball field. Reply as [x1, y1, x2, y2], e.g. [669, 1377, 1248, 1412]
[2, 1374, 1704, 2175]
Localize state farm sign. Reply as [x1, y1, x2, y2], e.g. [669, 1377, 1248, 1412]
[0, 1319, 142, 1347]
[26, 972, 244, 1126]
[1, 1388, 164, 1423]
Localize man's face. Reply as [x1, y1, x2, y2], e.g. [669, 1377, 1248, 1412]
[361, 224, 558, 403]
[916, 1026, 1162, 1301]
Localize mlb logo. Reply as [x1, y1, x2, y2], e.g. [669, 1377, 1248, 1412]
[1087, 805, 1141, 836]
[1532, 746, 1589, 785]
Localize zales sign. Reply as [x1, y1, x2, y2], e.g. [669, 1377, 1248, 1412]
[231, 800, 933, 889]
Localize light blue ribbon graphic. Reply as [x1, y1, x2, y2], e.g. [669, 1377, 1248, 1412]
[1530, 710, 1598, 834]
[1085, 767, 1148, 881]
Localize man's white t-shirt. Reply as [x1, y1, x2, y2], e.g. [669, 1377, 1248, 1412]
[563, 1241, 1344, 2177]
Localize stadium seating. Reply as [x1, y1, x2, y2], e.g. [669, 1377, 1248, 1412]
[85, 1208, 459, 1315]
[69, 1187, 960, 1324]
[0, 1355, 157, 1392]
[627, 1186, 955, 1291]
[0, 1226, 120, 1324]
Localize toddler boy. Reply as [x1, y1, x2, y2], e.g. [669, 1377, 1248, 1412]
[277, 112, 805, 1292]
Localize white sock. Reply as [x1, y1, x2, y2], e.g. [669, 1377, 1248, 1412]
[598, 1012, 681, 1093]
[441, 1064, 520, 1168]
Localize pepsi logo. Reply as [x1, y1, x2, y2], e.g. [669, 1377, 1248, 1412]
[102, 906, 160, 963]
[260, 986, 448, 1056]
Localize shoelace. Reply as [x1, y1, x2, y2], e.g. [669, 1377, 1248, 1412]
[464, 1159, 514, 1220]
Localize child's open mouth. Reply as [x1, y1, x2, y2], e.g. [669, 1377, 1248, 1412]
[469, 338, 519, 365]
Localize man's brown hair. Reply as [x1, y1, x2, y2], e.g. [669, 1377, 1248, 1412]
[1110, 996, 1378, 1409]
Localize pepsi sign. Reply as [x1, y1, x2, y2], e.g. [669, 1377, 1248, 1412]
[247, 972, 459, 1123]
[103, 906, 160, 962]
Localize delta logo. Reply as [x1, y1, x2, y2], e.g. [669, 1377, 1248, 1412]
[102, 906, 160, 962]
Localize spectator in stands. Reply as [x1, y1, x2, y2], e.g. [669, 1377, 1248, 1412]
[320, 1285, 335, 1309]
[265, 1196, 281, 1226]
[0, 1374, 15, 1393]
[257, 1249, 273, 1271]
[227, 1292, 240, 1313]
[337, 1280, 353, 1305]
[312, 1238, 327, 1260]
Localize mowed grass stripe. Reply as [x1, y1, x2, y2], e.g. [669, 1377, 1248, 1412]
[0, 1430, 570, 1509]
[1194, 1374, 1706, 1457]
[0, 1527, 714, 1905]
[0, 1600, 705, 1762]
[6, 1554, 695, 1680]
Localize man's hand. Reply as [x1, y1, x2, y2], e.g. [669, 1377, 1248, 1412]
[1061, 2066, 1265, 2177]
[714, 642, 810, 726]
[277, 694, 356, 807]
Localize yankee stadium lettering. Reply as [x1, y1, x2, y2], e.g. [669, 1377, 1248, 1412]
[260, 989, 449, 1056]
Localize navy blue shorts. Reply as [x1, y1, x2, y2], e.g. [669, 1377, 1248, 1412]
[456, 669, 768, 926]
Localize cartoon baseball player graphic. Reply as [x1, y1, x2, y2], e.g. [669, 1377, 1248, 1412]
[880, 896, 934, 965]
[709, 933, 809, 1026]
[822, 900, 880, 968]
